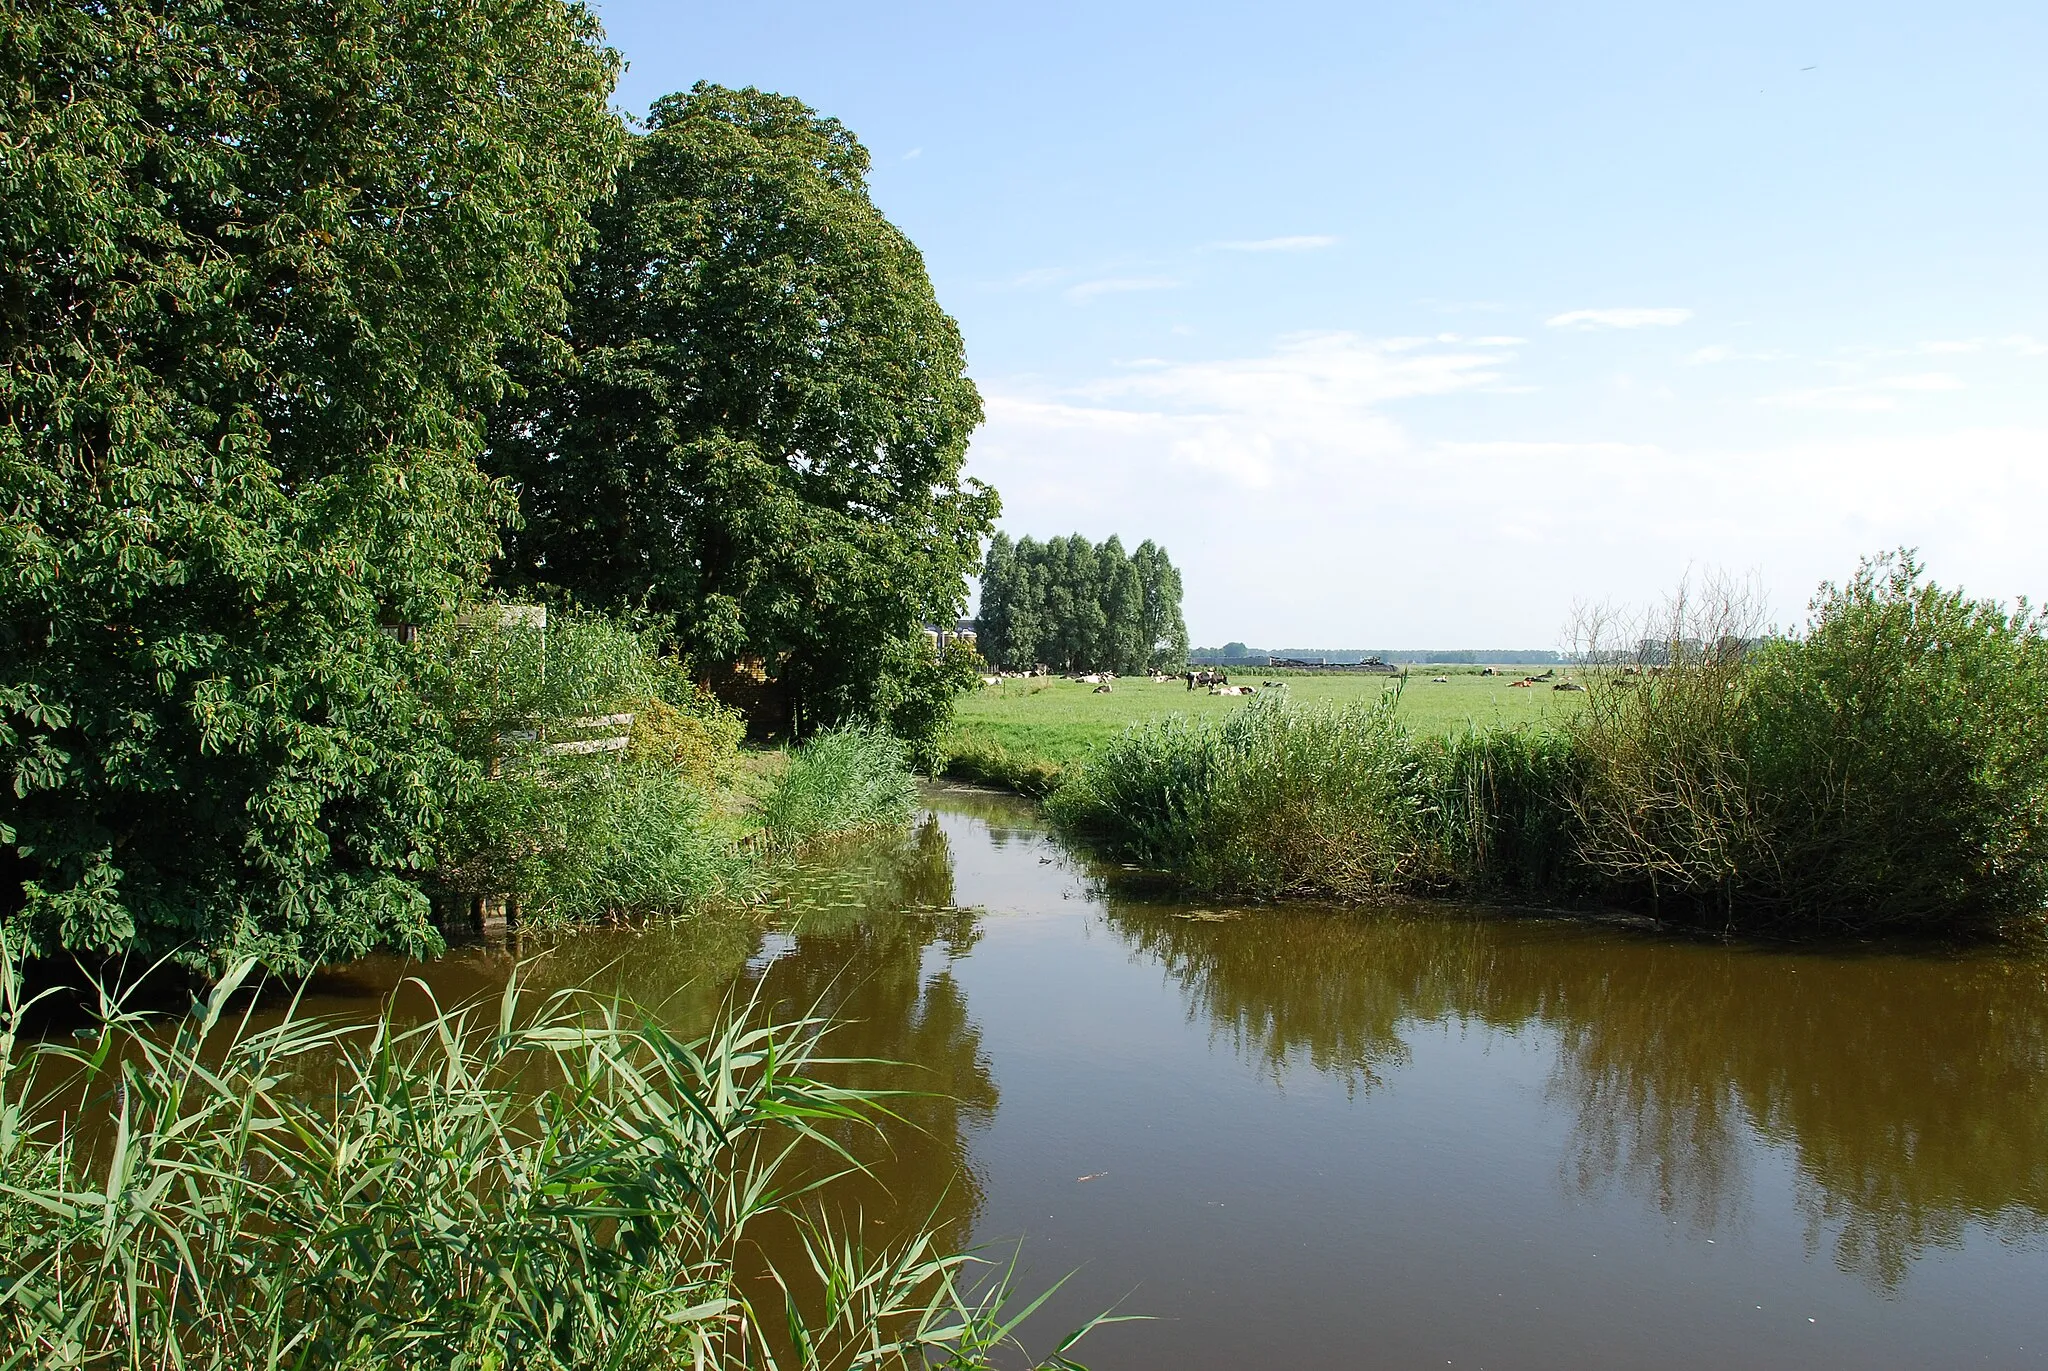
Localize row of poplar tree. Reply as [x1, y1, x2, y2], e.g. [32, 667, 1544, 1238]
[2, 4, 994, 971]
[976, 535, 1189, 674]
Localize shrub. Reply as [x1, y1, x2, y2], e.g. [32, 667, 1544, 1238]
[1740, 553, 2048, 931]
[1569, 552, 2048, 933]
[757, 727, 921, 850]
[630, 692, 748, 788]
[872, 637, 989, 774]
[0, 953, 1099, 1370]
[425, 608, 752, 924]
[1050, 694, 1429, 900]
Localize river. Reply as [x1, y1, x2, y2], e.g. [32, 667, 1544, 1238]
[299, 784, 2048, 1369]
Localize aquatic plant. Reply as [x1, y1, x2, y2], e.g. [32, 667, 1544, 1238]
[1049, 693, 1429, 900]
[1058, 554, 2048, 936]
[757, 726, 923, 851]
[0, 950, 1099, 1370]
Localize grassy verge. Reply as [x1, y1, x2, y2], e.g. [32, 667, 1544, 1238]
[0, 950, 1099, 1370]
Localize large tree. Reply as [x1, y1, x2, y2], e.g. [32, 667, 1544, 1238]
[0, 1, 623, 970]
[487, 83, 996, 729]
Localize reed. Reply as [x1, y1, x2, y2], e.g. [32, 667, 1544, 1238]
[1048, 694, 1429, 900]
[0, 949, 1100, 1370]
[756, 726, 922, 851]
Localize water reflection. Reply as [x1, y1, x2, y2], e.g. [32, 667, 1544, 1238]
[307, 814, 997, 1251]
[1101, 897, 2048, 1289]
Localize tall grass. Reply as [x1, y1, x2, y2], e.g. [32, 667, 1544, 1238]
[437, 757, 754, 927]
[756, 727, 921, 852]
[0, 950, 1100, 1370]
[1049, 694, 1429, 900]
[1414, 727, 1592, 902]
[424, 607, 763, 927]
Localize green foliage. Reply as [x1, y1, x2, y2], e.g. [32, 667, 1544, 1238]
[1414, 728, 1593, 901]
[0, 952, 1101, 1370]
[424, 608, 752, 923]
[758, 727, 921, 851]
[1050, 695, 1429, 900]
[942, 736, 1069, 798]
[486, 82, 995, 734]
[1054, 555, 2048, 937]
[1573, 551, 2048, 932]
[630, 694, 749, 789]
[437, 758, 748, 928]
[0, 0, 624, 971]
[978, 533, 1187, 673]
[873, 637, 988, 773]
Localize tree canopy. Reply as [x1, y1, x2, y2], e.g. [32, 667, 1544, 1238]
[0, 0, 623, 970]
[976, 534, 1188, 674]
[486, 83, 996, 730]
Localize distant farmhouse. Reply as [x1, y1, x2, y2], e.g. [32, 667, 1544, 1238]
[924, 618, 978, 653]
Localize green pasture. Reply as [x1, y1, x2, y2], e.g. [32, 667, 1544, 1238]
[946, 667, 1582, 774]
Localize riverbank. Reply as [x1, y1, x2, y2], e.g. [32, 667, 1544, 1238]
[974, 560, 2048, 940]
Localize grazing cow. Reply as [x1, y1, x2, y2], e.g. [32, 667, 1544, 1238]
[1093, 682, 1112, 693]
[1553, 681, 1585, 692]
[1508, 679, 1534, 688]
[1430, 675, 1449, 684]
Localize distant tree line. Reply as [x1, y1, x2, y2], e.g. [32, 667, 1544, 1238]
[1191, 646, 1562, 665]
[977, 534, 1187, 673]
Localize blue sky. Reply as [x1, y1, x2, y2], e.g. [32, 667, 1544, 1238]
[591, 1, 2048, 647]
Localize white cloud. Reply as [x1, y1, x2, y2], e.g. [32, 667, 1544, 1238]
[901, 147, 924, 161]
[967, 335, 2048, 645]
[1064, 275, 1180, 303]
[978, 332, 1508, 489]
[1214, 235, 1340, 253]
[1688, 344, 1791, 364]
[1770, 372, 1968, 411]
[1547, 307, 1695, 330]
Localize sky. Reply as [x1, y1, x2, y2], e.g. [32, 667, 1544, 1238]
[590, 0, 2048, 648]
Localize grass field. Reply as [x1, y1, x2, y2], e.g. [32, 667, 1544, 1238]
[944, 667, 1582, 788]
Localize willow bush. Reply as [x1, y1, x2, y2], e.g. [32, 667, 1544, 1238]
[1570, 552, 2048, 933]
[0, 952, 1099, 1370]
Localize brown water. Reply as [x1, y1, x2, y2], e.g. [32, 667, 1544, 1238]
[304, 786, 2048, 1369]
